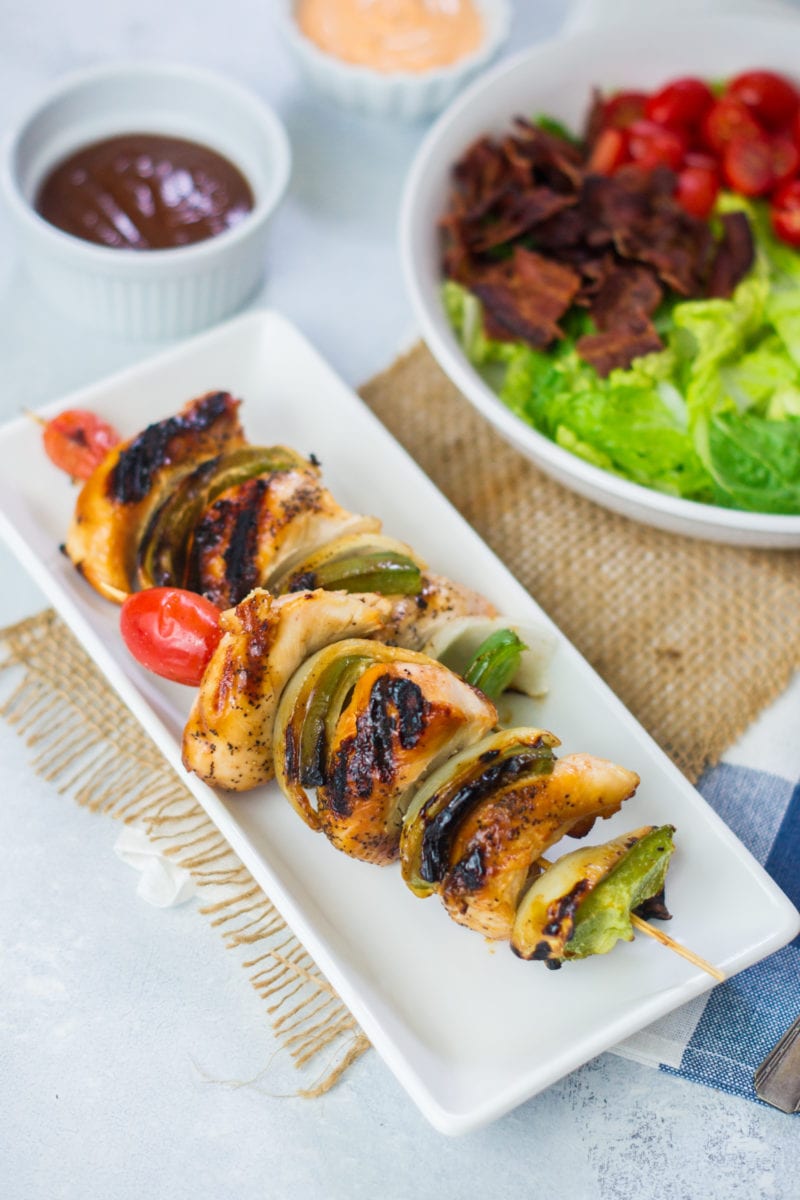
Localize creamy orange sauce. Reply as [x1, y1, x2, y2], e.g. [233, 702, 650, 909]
[296, 0, 484, 74]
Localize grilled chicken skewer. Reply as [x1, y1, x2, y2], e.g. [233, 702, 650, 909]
[400, 728, 640, 939]
[182, 589, 394, 791]
[63, 397, 701, 974]
[187, 466, 382, 610]
[274, 639, 497, 863]
[66, 392, 245, 603]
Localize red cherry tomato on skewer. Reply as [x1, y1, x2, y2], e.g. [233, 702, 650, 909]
[726, 70, 799, 130]
[120, 588, 222, 687]
[771, 179, 800, 247]
[645, 77, 714, 130]
[42, 408, 120, 480]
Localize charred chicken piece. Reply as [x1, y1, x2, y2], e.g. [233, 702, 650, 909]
[181, 589, 393, 792]
[400, 728, 640, 940]
[511, 824, 675, 966]
[66, 392, 245, 603]
[188, 466, 382, 609]
[135, 445, 310, 591]
[377, 572, 499, 651]
[274, 639, 497, 864]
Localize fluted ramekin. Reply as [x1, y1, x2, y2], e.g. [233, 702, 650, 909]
[275, 0, 511, 121]
[1, 62, 291, 340]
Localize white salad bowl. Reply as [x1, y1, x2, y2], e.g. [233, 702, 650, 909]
[400, 15, 800, 547]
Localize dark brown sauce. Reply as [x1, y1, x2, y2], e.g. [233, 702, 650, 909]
[35, 133, 254, 250]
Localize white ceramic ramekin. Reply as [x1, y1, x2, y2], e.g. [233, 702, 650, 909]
[1, 62, 291, 339]
[275, 0, 511, 121]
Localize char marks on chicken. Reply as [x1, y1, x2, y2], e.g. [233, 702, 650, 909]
[65, 392, 245, 603]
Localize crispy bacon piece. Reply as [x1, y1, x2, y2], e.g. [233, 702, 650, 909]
[472, 248, 581, 348]
[577, 316, 664, 378]
[590, 263, 663, 330]
[441, 118, 755, 374]
[708, 211, 755, 299]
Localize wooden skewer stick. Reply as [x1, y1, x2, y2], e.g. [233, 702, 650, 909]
[629, 913, 725, 982]
[537, 856, 725, 983]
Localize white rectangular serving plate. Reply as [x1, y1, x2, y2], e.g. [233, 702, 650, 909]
[1, 309, 797, 1135]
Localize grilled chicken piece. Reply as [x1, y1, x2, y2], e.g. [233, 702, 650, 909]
[182, 588, 394, 791]
[376, 572, 499, 651]
[317, 662, 497, 866]
[189, 466, 382, 609]
[440, 754, 640, 940]
[66, 392, 244, 603]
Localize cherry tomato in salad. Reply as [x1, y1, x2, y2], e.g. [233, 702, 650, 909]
[42, 408, 120, 480]
[628, 119, 687, 171]
[588, 127, 629, 175]
[726, 70, 799, 131]
[722, 134, 776, 196]
[702, 97, 762, 154]
[768, 135, 800, 188]
[120, 588, 222, 687]
[770, 179, 800, 247]
[675, 164, 720, 218]
[602, 90, 648, 129]
[683, 150, 719, 171]
[645, 77, 714, 130]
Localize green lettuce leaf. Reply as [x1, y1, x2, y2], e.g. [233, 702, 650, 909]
[707, 411, 800, 513]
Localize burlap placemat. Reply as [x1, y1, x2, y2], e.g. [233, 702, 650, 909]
[3, 341, 799, 1096]
[361, 343, 800, 782]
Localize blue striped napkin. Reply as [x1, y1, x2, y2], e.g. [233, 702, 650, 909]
[610, 686, 800, 1108]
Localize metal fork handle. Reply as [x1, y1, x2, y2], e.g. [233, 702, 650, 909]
[754, 1015, 800, 1114]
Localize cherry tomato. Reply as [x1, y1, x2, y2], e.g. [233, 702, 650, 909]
[770, 179, 800, 247]
[645, 77, 714, 130]
[675, 165, 720, 218]
[602, 90, 648, 129]
[723, 134, 775, 196]
[702, 97, 762, 153]
[42, 408, 120, 480]
[727, 70, 799, 130]
[683, 150, 718, 171]
[769, 135, 800, 188]
[120, 588, 222, 687]
[588, 127, 629, 175]
[628, 119, 687, 170]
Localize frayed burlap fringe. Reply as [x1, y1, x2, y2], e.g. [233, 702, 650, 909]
[0, 609, 369, 1097]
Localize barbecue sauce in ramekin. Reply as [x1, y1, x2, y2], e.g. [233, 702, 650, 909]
[35, 133, 254, 250]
